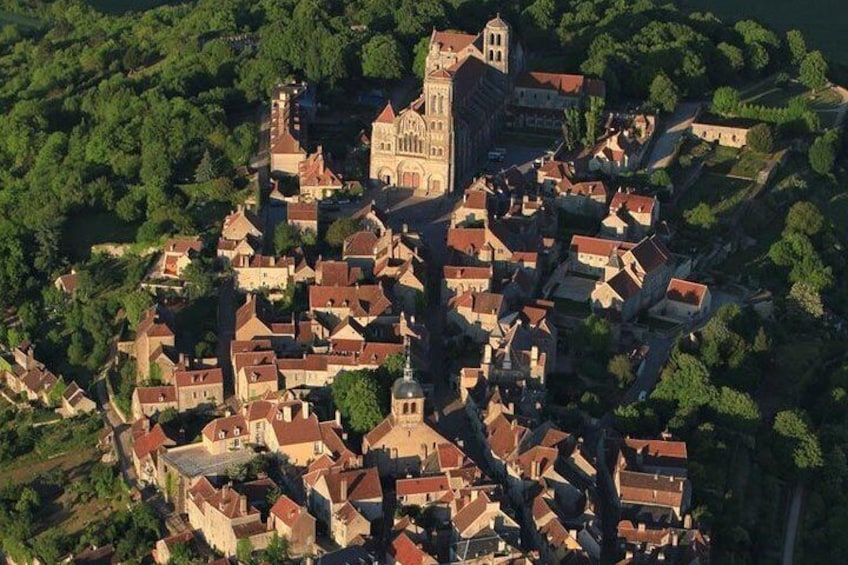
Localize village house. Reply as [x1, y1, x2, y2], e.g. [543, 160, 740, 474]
[268, 495, 317, 556]
[234, 293, 313, 352]
[221, 206, 263, 246]
[315, 259, 363, 287]
[298, 146, 344, 201]
[614, 438, 692, 522]
[270, 82, 311, 175]
[537, 159, 572, 191]
[442, 265, 493, 302]
[388, 531, 439, 565]
[286, 201, 319, 234]
[232, 253, 309, 293]
[362, 359, 451, 477]
[375, 255, 426, 314]
[131, 367, 224, 420]
[186, 478, 274, 556]
[303, 465, 383, 546]
[308, 283, 394, 328]
[553, 178, 609, 218]
[450, 490, 522, 562]
[343, 226, 426, 278]
[649, 278, 712, 322]
[133, 306, 177, 382]
[151, 532, 194, 564]
[61, 381, 97, 416]
[585, 114, 656, 176]
[157, 237, 202, 279]
[447, 291, 506, 343]
[132, 419, 175, 486]
[451, 187, 491, 228]
[351, 200, 390, 235]
[600, 191, 659, 241]
[591, 235, 674, 321]
[235, 363, 279, 403]
[54, 269, 80, 294]
[201, 395, 354, 467]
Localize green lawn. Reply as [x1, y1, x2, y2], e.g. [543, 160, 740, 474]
[678, 173, 753, 218]
[807, 88, 845, 110]
[63, 210, 140, 260]
[680, 0, 848, 65]
[742, 80, 808, 108]
[704, 147, 769, 180]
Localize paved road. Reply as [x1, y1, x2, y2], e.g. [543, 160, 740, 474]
[782, 483, 804, 565]
[646, 102, 701, 171]
[216, 277, 236, 394]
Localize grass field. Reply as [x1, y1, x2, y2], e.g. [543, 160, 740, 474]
[678, 173, 753, 219]
[680, 0, 848, 65]
[704, 146, 771, 179]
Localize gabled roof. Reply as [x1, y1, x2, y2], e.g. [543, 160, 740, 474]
[624, 235, 671, 274]
[321, 467, 382, 503]
[396, 475, 451, 497]
[443, 265, 491, 280]
[622, 438, 688, 470]
[162, 237, 202, 255]
[133, 423, 174, 460]
[618, 470, 687, 510]
[270, 494, 307, 527]
[665, 278, 709, 307]
[569, 235, 634, 258]
[134, 385, 177, 405]
[609, 191, 656, 216]
[374, 102, 396, 124]
[309, 285, 392, 318]
[605, 269, 642, 300]
[343, 231, 379, 257]
[287, 202, 318, 223]
[516, 71, 605, 98]
[430, 30, 478, 53]
[299, 146, 342, 189]
[174, 368, 223, 388]
[202, 414, 248, 442]
[389, 532, 437, 565]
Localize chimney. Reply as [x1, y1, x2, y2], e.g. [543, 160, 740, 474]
[339, 477, 348, 502]
[239, 494, 248, 515]
[531, 459, 540, 479]
[470, 489, 478, 501]
[282, 405, 293, 422]
[637, 522, 646, 532]
[302, 402, 310, 419]
[464, 192, 468, 202]
[402, 223, 409, 233]
[335, 409, 342, 425]
[179, 352, 188, 368]
[483, 344, 492, 364]
[530, 346, 539, 366]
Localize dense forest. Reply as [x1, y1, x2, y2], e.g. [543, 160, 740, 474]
[0, 0, 847, 563]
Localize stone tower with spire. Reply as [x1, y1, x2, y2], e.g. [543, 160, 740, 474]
[390, 337, 424, 426]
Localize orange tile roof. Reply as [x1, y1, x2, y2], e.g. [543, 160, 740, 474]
[443, 265, 491, 280]
[374, 102, 396, 124]
[610, 192, 656, 215]
[174, 368, 223, 388]
[343, 231, 379, 257]
[308, 285, 392, 318]
[287, 202, 318, 222]
[569, 235, 634, 258]
[618, 470, 687, 510]
[298, 147, 342, 188]
[202, 414, 248, 442]
[270, 494, 306, 527]
[135, 385, 177, 405]
[390, 532, 437, 565]
[162, 237, 202, 255]
[665, 279, 709, 307]
[323, 467, 382, 503]
[132, 424, 173, 460]
[516, 71, 605, 98]
[240, 364, 278, 384]
[317, 260, 361, 286]
[447, 228, 487, 254]
[431, 30, 478, 53]
[396, 475, 450, 497]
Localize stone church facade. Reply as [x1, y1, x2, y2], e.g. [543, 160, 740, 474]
[369, 16, 525, 196]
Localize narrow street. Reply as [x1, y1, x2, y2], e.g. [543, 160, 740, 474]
[216, 276, 236, 394]
[782, 483, 804, 565]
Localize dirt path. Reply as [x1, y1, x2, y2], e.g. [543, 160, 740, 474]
[646, 102, 702, 171]
[782, 483, 804, 565]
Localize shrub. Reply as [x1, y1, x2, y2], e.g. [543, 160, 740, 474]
[746, 123, 774, 153]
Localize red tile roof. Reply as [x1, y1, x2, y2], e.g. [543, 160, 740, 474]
[569, 235, 634, 258]
[443, 265, 491, 280]
[431, 30, 477, 53]
[623, 438, 688, 468]
[133, 424, 173, 460]
[317, 260, 361, 286]
[287, 202, 318, 222]
[270, 495, 306, 527]
[610, 192, 656, 215]
[174, 368, 223, 388]
[516, 72, 605, 97]
[396, 475, 450, 497]
[390, 532, 436, 565]
[618, 470, 687, 510]
[665, 279, 709, 307]
[538, 160, 570, 181]
[323, 467, 382, 503]
[240, 364, 278, 384]
[343, 231, 379, 257]
[202, 414, 248, 442]
[437, 443, 466, 470]
[298, 147, 342, 188]
[375, 102, 396, 124]
[163, 237, 202, 255]
[135, 385, 177, 405]
[447, 228, 487, 254]
[309, 285, 392, 318]
[561, 180, 608, 198]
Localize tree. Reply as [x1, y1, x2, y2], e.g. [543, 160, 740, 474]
[562, 106, 582, 151]
[712, 86, 740, 115]
[573, 315, 612, 362]
[785, 201, 825, 236]
[711, 386, 760, 434]
[274, 222, 301, 255]
[786, 30, 807, 66]
[331, 369, 387, 433]
[649, 168, 671, 188]
[683, 203, 717, 230]
[326, 217, 360, 247]
[301, 228, 317, 247]
[412, 37, 429, 79]
[746, 123, 774, 153]
[787, 281, 825, 319]
[768, 232, 833, 291]
[182, 259, 215, 300]
[583, 95, 604, 145]
[773, 409, 823, 472]
[800, 50, 829, 90]
[167, 541, 202, 565]
[809, 130, 838, 176]
[123, 291, 154, 330]
[362, 35, 407, 80]
[236, 538, 255, 565]
[608, 354, 635, 389]
[262, 533, 290, 564]
[653, 352, 717, 418]
[649, 72, 678, 113]
[194, 148, 217, 183]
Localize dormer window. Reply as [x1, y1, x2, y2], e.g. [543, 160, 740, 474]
[276, 412, 283, 421]
[219, 431, 225, 439]
[234, 427, 241, 436]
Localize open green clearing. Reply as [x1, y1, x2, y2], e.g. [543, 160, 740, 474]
[678, 173, 753, 218]
[680, 0, 848, 65]
[704, 146, 771, 179]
